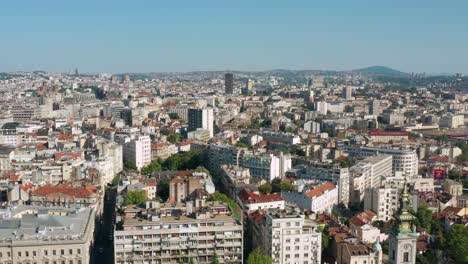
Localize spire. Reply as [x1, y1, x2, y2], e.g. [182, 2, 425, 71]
[396, 176, 416, 235]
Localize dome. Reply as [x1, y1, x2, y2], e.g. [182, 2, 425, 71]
[65, 88, 72, 95]
[373, 241, 382, 251]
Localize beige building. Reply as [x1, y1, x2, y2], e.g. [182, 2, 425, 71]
[114, 199, 243, 264]
[443, 179, 463, 196]
[0, 205, 95, 264]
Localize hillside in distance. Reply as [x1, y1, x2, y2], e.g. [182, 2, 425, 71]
[353, 66, 410, 77]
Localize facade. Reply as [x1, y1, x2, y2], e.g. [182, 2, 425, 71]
[0, 205, 95, 264]
[304, 121, 321, 134]
[369, 99, 380, 116]
[443, 179, 463, 196]
[439, 114, 464, 128]
[343, 146, 419, 179]
[290, 161, 349, 207]
[281, 182, 338, 213]
[123, 135, 151, 171]
[114, 200, 243, 264]
[0, 145, 14, 172]
[225, 73, 234, 94]
[369, 130, 408, 143]
[250, 208, 322, 264]
[237, 189, 285, 212]
[364, 185, 399, 222]
[350, 154, 393, 205]
[188, 108, 214, 138]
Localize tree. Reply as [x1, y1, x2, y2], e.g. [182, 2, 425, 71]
[208, 192, 240, 218]
[158, 178, 170, 202]
[258, 183, 272, 194]
[236, 142, 249, 148]
[272, 182, 296, 193]
[168, 113, 180, 120]
[447, 224, 468, 263]
[141, 161, 162, 175]
[123, 160, 137, 171]
[189, 257, 195, 264]
[167, 131, 181, 144]
[123, 190, 147, 206]
[210, 252, 220, 264]
[194, 166, 210, 175]
[415, 206, 434, 234]
[247, 248, 272, 264]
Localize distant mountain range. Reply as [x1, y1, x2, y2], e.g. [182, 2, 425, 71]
[352, 66, 410, 77]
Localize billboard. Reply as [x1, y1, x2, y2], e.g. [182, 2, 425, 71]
[433, 169, 445, 180]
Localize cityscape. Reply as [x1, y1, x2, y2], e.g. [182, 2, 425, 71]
[1, 1, 468, 264]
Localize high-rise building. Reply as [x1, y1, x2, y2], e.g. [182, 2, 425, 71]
[369, 99, 380, 116]
[388, 183, 418, 264]
[188, 108, 214, 138]
[250, 208, 322, 264]
[225, 73, 234, 94]
[345, 86, 353, 100]
[123, 135, 151, 171]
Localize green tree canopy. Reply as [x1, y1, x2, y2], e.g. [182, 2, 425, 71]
[447, 224, 468, 263]
[247, 248, 272, 264]
[158, 178, 170, 202]
[123, 190, 147, 206]
[123, 160, 137, 172]
[258, 183, 273, 194]
[272, 182, 296, 193]
[415, 206, 434, 234]
[194, 166, 210, 175]
[210, 252, 220, 264]
[141, 160, 163, 175]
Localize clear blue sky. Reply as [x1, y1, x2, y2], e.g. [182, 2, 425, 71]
[1, 0, 467, 74]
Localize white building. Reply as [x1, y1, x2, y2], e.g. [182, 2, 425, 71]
[364, 185, 399, 222]
[123, 135, 151, 171]
[250, 208, 322, 264]
[188, 108, 214, 138]
[439, 114, 464, 128]
[282, 182, 338, 213]
[343, 146, 419, 179]
[304, 121, 321, 134]
[350, 155, 393, 205]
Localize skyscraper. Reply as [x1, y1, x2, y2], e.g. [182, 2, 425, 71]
[188, 108, 214, 137]
[345, 86, 353, 100]
[369, 99, 380, 115]
[225, 73, 234, 94]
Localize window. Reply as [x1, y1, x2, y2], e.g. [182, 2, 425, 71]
[53, 250, 56, 255]
[33, 251, 36, 257]
[61, 249, 65, 255]
[18, 252, 22, 257]
[77, 249, 81, 254]
[404, 252, 409, 262]
[69, 249, 73, 255]
[44, 250, 48, 256]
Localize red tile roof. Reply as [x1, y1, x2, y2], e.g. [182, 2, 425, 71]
[31, 183, 97, 198]
[305, 182, 336, 198]
[369, 129, 408, 137]
[238, 189, 283, 204]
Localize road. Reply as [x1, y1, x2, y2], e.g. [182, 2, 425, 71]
[92, 186, 117, 264]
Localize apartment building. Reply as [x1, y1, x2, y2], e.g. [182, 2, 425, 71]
[289, 161, 349, 207]
[249, 208, 322, 264]
[364, 185, 400, 222]
[0, 205, 95, 264]
[114, 200, 243, 264]
[281, 182, 338, 213]
[123, 135, 151, 171]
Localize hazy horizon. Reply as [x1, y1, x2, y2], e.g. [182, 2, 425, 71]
[1, 0, 467, 74]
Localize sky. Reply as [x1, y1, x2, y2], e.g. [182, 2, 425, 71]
[1, 0, 467, 74]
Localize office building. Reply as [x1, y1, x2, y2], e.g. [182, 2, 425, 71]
[369, 100, 380, 116]
[188, 108, 214, 138]
[225, 73, 234, 94]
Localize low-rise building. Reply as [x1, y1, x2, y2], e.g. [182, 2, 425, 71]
[282, 182, 338, 213]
